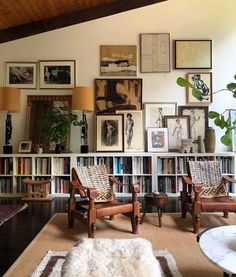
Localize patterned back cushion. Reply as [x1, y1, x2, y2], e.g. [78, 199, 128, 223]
[75, 165, 113, 202]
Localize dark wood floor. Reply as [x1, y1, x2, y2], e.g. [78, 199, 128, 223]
[0, 196, 181, 276]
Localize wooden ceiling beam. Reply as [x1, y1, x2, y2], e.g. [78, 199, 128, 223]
[0, 0, 167, 43]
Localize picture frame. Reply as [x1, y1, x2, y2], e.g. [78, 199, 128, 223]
[96, 114, 124, 152]
[144, 102, 177, 129]
[95, 78, 142, 114]
[100, 45, 137, 76]
[140, 33, 170, 72]
[147, 128, 169, 152]
[116, 110, 144, 152]
[186, 72, 212, 105]
[39, 60, 75, 89]
[5, 62, 37, 89]
[175, 40, 212, 69]
[18, 140, 32, 153]
[164, 115, 190, 151]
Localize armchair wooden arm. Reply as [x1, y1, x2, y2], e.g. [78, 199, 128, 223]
[223, 175, 236, 183]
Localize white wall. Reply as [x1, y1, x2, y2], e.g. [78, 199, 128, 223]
[0, 0, 236, 153]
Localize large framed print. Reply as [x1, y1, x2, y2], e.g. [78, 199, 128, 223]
[140, 33, 170, 72]
[164, 115, 190, 151]
[175, 40, 212, 69]
[116, 110, 144, 152]
[96, 114, 124, 152]
[144, 102, 177, 129]
[100, 45, 137, 76]
[95, 79, 142, 114]
[147, 128, 168, 152]
[5, 62, 37, 89]
[39, 60, 75, 89]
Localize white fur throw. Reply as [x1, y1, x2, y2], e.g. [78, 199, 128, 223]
[61, 238, 162, 277]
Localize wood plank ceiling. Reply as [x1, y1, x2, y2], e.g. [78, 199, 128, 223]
[0, 0, 167, 44]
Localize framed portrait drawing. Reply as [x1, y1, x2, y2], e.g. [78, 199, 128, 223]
[144, 102, 177, 129]
[186, 72, 212, 105]
[116, 110, 144, 152]
[140, 33, 170, 72]
[18, 140, 32, 153]
[175, 40, 212, 69]
[39, 60, 75, 89]
[178, 106, 208, 140]
[5, 62, 37, 89]
[95, 79, 142, 114]
[96, 114, 124, 152]
[147, 128, 168, 152]
[100, 45, 137, 76]
[164, 115, 190, 151]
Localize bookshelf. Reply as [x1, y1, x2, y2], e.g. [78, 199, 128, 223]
[0, 152, 235, 198]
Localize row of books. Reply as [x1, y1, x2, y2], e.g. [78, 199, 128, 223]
[53, 157, 70, 175]
[35, 157, 51, 175]
[157, 158, 175, 174]
[16, 177, 27, 193]
[15, 157, 32, 175]
[0, 178, 13, 193]
[158, 176, 176, 193]
[176, 157, 195, 174]
[143, 157, 152, 174]
[97, 157, 113, 174]
[217, 157, 233, 174]
[0, 158, 13, 175]
[77, 157, 94, 167]
[54, 177, 70, 193]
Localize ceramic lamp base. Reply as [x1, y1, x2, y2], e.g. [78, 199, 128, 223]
[81, 145, 88, 153]
[3, 145, 13, 154]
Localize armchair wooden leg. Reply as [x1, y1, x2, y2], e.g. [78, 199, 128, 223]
[131, 202, 140, 234]
[88, 222, 96, 238]
[68, 197, 76, 228]
[223, 211, 229, 218]
[193, 214, 200, 234]
[180, 191, 187, 218]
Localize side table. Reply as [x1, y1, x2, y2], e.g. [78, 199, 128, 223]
[140, 192, 168, 227]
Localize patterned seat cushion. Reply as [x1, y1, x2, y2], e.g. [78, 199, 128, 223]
[198, 183, 228, 198]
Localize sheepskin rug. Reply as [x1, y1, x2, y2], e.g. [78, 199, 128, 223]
[61, 238, 162, 277]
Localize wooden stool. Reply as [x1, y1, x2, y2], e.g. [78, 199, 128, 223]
[140, 192, 168, 227]
[21, 178, 54, 201]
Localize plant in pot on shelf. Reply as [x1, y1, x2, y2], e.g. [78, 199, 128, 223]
[41, 106, 83, 153]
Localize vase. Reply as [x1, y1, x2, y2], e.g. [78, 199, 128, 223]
[205, 127, 216, 153]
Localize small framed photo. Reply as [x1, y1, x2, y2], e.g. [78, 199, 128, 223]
[96, 114, 124, 152]
[175, 40, 212, 69]
[144, 102, 177, 129]
[100, 45, 137, 76]
[39, 60, 75, 89]
[116, 110, 144, 152]
[5, 62, 37, 89]
[186, 72, 212, 105]
[18, 141, 32, 153]
[147, 128, 169, 152]
[164, 116, 190, 151]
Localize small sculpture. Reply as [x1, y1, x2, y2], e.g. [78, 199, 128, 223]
[180, 139, 193, 153]
[5, 113, 12, 145]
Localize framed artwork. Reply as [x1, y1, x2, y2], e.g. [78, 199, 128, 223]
[39, 60, 75, 89]
[175, 40, 212, 69]
[116, 110, 144, 152]
[18, 140, 32, 153]
[95, 79, 142, 114]
[186, 72, 212, 105]
[5, 62, 37, 89]
[96, 114, 124, 152]
[147, 128, 168, 152]
[164, 115, 190, 151]
[178, 106, 208, 140]
[144, 102, 177, 129]
[100, 45, 137, 76]
[229, 110, 236, 152]
[140, 33, 170, 72]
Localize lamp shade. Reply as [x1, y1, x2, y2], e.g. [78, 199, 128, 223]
[72, 87, 94, 112]
[0, 87, 20, 112]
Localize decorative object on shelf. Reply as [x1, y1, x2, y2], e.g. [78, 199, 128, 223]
[180, 139, 193, 153]
[5, 62, 37, 89]
[100, 45, 137, 76]
[37, 145, 43, 154]
[95, 79, 142, 114]
[18, 140, 32, 153]
[205, 127, 215, 153]
[147, 128, 168, 152]
[39, 60, 75, 89]
[175, 40, 212, 69]
[0, 87, 20, 154]
[197, 135, 205, 153]
[140, 33, 170, 73]
[72, 87, 94, 153]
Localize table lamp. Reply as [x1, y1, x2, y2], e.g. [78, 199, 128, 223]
[72, 87, 94, 153]
[0, 87, 20, 154]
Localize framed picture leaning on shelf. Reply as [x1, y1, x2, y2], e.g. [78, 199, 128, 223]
[96, 114, 124, 152]
[116, 110, 144, 152]
[18, 140, 32, 153]
[147, 127, 168, 152]
[164, 115, 190, 151]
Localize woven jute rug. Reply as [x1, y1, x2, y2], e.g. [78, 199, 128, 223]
[4, 212, 236, 277]
[0, 203, 28, 226]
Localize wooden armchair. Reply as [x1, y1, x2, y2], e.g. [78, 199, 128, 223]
[181, 160, 236, 234]
[68, 165, 140, 238]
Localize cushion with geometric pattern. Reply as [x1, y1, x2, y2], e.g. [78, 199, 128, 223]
[191, 182, 228, 199]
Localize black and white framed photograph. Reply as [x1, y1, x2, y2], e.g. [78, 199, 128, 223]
[144, 102, 177, 129]
[96, 114, 124, 152]
[147, 128, 168, 152]
[6, 62, 37, 89]
[39, 60, 75, 89]
[164, 115, 190, 151]
[95, 79, 142, 114]
[116, 110, 144, 152]
[18, 140, 32, 153]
